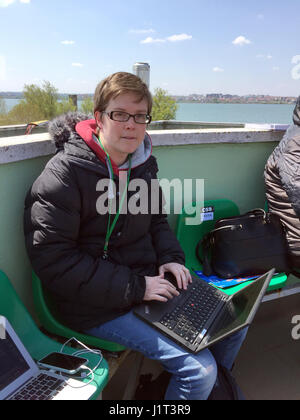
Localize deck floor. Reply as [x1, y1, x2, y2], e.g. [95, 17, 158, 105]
[233, 292, 299, 400]
[103, 293, 300, 400]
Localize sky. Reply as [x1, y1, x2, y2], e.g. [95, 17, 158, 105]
[0, 0, 300, 96]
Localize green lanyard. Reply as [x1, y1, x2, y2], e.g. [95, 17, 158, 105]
[97, 136, 132, 259]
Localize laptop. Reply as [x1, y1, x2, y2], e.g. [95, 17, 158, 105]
[134, 269, 274, 353]
[0, 316, 97, 400]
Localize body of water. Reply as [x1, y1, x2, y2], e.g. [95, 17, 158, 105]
[2, 98, 21, 112]
[176, 102, 294, 125]
[2, 98, 295, 125]
[2, 98, 86, 113]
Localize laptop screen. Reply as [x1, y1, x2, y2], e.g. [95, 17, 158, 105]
[0, 331, 30, 392]
[202, 271, 270, 347]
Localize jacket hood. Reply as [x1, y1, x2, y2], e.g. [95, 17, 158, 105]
[48, 111, 91, 149]
[293, 96, 300, 126]
[48, 112, 152, 175]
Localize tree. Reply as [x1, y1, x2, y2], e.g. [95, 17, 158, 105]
[0, 96, 6, 115]
[4, 81, 76, 125]
[80, 96, 94, 115]
[56, 97, 76, 115]
[151, 88, 178, 121]
[7, 102, 44, 124]
[21, 81, 59, 119]
[5, 81, 59, 124]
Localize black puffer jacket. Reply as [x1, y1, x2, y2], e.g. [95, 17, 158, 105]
[24, 113, 185, 330]
[264, 97, 300, 261]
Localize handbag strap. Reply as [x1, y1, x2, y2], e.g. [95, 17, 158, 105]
[210, 224, 243, 235]
[211, 209, 268, 234]
[245, 208, 268, 221]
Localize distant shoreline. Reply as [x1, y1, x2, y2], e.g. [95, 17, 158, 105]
[0, 92, 297, 106]
[1, 100, 294, 124]
[1, 97, 296, 106]
[175, 101, 295, 105]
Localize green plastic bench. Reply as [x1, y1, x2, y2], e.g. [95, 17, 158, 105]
[176, 199, 288, 295]
[264, 199, 300, 286]
[0, 270, 109, 399]
[32, 271, 126, 352]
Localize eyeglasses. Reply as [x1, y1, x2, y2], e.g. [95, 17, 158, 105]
[102, 111, 152, 125]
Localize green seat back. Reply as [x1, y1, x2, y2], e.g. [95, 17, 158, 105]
[32, 271, 126, 352]
[0, 270, 109, 398]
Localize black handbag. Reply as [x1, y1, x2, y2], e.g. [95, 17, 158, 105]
[196, 209, 290, 279]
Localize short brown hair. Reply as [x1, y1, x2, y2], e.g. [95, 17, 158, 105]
[94, 72, 152, 115]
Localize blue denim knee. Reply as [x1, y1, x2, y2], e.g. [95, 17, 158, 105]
[163, 351, 218, 400]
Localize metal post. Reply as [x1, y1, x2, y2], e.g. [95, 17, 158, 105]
[69, 94, 78, 110]
[133, 63, 150, 88]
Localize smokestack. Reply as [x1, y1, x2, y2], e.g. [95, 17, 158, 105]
[133, 63, 150, 88]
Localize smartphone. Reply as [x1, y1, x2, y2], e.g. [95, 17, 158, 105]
[37, 352, 88, 374]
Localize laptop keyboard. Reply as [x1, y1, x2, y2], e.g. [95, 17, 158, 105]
[9, 373, 67, 400]
[159, 281, 223, 344]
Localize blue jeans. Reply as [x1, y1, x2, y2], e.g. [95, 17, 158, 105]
[85, 310, 248, 400]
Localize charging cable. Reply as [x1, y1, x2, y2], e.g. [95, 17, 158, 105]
[57, 337, 103, 388]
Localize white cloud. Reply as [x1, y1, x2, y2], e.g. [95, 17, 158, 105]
[140, 37, 165, 44]
[0, 0, 30, 6]
[0, 55, 6, 80]
[273, 66, 280, 71]
[129, 29, 155, 34]
[291, 55, 300, 80]
[0, 0, 15, 6]
[213, 67, 224, 72]
[232, 36, 252, 46]
[72, 62, 84, 67]
[61, 40, 75, 45]
[256, 54, 272, 60]
[141, 33, 192, 44]
[166, 34, 192, 42]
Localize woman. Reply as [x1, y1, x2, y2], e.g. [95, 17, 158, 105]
[24, 72, 247, 399]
